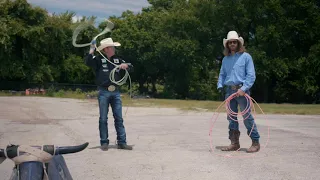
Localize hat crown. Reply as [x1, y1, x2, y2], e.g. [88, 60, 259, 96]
[100, 38, 114, 44]
[226, 31, 240, 39]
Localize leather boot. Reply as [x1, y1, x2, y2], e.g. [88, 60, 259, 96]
[221, 129, 240, 151]
[100, 144, 109, 151]
[117, 144, 133, 150]
[246, 140, 260, 153]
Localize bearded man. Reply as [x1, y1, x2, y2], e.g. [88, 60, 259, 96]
[217, 31, 261, 153]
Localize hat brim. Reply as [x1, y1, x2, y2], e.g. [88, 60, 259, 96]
[223, 37, 244, 47]
[97, 42, 121, 51]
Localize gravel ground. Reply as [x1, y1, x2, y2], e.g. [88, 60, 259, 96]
[0, 96, 320, 180]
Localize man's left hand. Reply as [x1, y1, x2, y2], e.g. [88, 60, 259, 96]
[119, 63, 128, 69]
[237, 89, 245, 96]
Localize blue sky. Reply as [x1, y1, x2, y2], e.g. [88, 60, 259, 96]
[27, 0, 151, 23]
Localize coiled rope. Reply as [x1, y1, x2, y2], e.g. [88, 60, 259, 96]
[209, 92, 270, 158]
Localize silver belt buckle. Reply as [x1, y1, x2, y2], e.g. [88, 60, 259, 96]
[107, 85, 116, 92]
[231, 84, 242, 90]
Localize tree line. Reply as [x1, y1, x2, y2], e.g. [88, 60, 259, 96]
[0, 0, 319, 104]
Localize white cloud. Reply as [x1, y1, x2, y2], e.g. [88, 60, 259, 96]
[27, 0, 150, 17]
[72, 15, 83, 23]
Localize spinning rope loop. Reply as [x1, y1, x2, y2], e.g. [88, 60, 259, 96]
[209, 93, 270, 158]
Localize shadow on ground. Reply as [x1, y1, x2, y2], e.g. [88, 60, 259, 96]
[215, 146, 248, 152]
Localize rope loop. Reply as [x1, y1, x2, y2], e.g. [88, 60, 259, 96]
[209, 92, 270, 158]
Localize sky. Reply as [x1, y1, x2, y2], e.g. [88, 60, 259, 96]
[27, 0, 151, 23]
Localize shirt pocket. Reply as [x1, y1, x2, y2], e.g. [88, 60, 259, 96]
[234, 61, 246, 76]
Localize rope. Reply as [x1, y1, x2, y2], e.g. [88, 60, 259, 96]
[93, 43, 132, 87]
[208, 92, 270, 158]
[4, 145, 55, 180]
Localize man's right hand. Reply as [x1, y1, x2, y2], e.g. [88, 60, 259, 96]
[91, 39, 96, 46]
[89, 39, 96, 54]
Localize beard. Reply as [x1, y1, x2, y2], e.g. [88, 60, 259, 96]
[229, 45, 238, 51]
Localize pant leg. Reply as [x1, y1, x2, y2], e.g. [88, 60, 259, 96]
[110, 91, 127, 145]
[225, 88, 239, 131]
[98, 89, 111, 145]
[236, 93, 260, 141]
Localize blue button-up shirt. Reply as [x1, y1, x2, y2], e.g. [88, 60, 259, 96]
[217, 52, 256, 92]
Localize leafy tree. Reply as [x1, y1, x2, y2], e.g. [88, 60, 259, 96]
[0, 0, 319, 103]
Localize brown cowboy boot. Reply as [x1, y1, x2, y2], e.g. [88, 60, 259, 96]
[246, 140, 260, 153]
[221, 129, 240, 151]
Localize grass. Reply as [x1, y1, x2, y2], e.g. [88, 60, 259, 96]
[1, 90, 320, 115]
[121, 96, 320, 115]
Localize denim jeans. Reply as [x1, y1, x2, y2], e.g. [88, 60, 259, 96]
[98, 87, 127, 146]
[224, 87, 260, 141]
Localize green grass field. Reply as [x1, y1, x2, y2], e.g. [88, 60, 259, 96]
[1, 90, 319, 115]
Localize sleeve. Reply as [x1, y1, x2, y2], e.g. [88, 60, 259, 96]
[240, 54, 256, 92]
[217, 59, 226, 89]
[84, 53, 98, 70]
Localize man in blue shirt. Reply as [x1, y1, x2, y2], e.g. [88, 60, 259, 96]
[217, 31, 260, 153]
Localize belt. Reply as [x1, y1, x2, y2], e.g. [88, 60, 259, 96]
[99, 85, 118, 92]
[227, 84, 243, 90]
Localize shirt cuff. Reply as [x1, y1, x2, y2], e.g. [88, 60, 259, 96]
[240, 86, 247, 92]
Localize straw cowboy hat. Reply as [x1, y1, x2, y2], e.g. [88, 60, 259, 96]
[223, 31, 244, 47]
[97, 38, 121, 51]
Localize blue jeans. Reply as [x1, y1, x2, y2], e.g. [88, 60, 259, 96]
[225, 87, 260, 141]
[98, 87, 127, 146]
